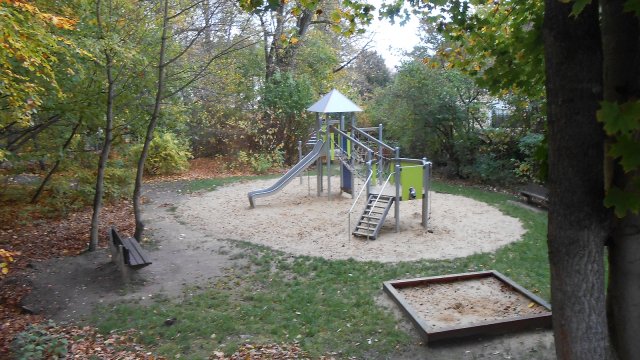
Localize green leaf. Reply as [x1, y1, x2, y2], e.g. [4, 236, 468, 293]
[624, 0, 640, 17]
[604, 186, 640, 218]
[597, 100, 640, 135]
[608, 134, 640, 172]
[570, 0, 593, 17]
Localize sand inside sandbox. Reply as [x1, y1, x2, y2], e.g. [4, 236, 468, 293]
[395, 277, 550, 330]
[179, 176, 525, 262]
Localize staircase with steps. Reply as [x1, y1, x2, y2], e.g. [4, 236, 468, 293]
[352, 194, 395, 240]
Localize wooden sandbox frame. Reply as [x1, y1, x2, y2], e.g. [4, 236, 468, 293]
[383, 270, 552, 343]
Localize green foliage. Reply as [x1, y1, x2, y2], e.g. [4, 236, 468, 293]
[295, 31, 340, 94]
[12, 322, 69, 360]
[604, 185, 640, 217]
[260, 72, 314, 163]
[238, 150, 284, 174]
[597, 100, 640, 217]
[514, 132, 545, 181]
[132, 133, 192, 175]
[0, 1, 82, 128]
[261, 72, 314, 117]
[186, 45, 264, 158]
[416, 0, 545, 98]
[368, 60, 487, 176]
[471, 153, 517, 185]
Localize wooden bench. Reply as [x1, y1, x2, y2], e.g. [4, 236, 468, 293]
[519, 183, 549, 207]
[108, 227, 152, 282]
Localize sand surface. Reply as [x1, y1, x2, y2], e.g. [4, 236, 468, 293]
[180, 176, 525, 262]
[396, 277, 550, 330]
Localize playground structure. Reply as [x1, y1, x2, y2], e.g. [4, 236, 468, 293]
[247, 89, 432, 240]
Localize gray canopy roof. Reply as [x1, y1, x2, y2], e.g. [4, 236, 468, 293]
[307, 89, 362, 113]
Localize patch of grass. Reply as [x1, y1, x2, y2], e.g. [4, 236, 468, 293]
[91, 177, 549, 359]
[186, 175, 279, 193]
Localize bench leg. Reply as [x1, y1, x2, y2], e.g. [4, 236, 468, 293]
[115, 244, 131, 283]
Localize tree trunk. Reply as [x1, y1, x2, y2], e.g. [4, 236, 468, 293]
[133, 0, 169, 240]
[601, 1, 640, 359]
[543, 1, 609, 359]
[89, 0, 116, 252]
[31, 119, 82, 203]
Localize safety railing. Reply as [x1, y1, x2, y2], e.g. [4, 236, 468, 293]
[347, 163, 375, 241]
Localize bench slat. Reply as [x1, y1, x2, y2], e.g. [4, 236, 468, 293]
[121, 237, 151, 268]
[519, 184, 549, 207]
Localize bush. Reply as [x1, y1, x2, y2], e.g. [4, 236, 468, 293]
[12, 322, 68, 360]
[514, 132, 545, 182]
[132, 132, 192, 175]
[238, 150, 284, 174]
[470, 153, 518, 185]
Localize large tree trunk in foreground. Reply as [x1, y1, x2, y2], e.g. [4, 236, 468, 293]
[601, 1, 640, 359]
[543, 1, 609, 359]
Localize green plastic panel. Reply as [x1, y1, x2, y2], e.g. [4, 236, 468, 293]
[400, 161, 423, 201]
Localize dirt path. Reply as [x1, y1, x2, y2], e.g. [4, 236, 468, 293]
[20, 179, 555, 359]
[20, 181, 244, 323]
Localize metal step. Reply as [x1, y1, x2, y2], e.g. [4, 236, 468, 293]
[353, 231, 377, 239]
[352, 194, 395, 240]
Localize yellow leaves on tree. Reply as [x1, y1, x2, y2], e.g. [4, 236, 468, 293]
[4, 0, 77, 29]
[0, 0, 78, 127]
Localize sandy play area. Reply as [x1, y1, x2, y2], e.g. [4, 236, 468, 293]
[396, 276, 549, 330]
[180, 176, 525, 262]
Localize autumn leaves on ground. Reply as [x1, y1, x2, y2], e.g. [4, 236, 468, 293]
[0, 158, 263, 358]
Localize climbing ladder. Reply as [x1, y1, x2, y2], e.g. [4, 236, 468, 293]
[352, 194, 395, 240]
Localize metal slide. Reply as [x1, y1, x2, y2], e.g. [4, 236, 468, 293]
[248, 139, 326, 208]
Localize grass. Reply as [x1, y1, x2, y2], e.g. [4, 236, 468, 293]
[90, 178, 549, 359]
[185, 174, 279, 193]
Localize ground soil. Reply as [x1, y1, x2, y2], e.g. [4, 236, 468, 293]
[12, 171, 555, 359]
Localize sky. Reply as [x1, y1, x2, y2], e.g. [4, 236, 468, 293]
[368, 2, 422, 70]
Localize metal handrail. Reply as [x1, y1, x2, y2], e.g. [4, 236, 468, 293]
[329, 125, 374, 154]
[356, 171, 395, 239]
[348, 166, 374, 214]
[351, 126, 395, 151]
[367, 171, 395, 218]
[348, 166, 374, 240]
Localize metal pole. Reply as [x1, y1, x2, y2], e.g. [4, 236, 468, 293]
[422, 158, 428, 229]
[327, 124, 332, 201]
[378, 123, 383, 185]
[350, 114, 355, 199]
[339, 113, 345, 193]
[395, 164, 401, 233]
[366, 151, 373, 198]
[298, 140, 303, 184]
[317, 114, 323, 196]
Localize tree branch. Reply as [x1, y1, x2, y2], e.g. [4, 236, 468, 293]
[333, 39, 373, 73]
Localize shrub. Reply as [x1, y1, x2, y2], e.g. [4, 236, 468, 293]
[12, 322, 68, 360]
[514, 133, 545, 182]
[131, 132, 192, 175]
[238, 150, 284, 174]
[471, 153, 518, 185]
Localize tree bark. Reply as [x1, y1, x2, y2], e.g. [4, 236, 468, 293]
[600, 1, 640, 359]
[89, 0, 116, 252]
[31, 119, 82, 203]
[133, 0, 169, 240]
[543, 1, 609, 359]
